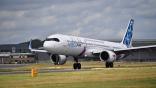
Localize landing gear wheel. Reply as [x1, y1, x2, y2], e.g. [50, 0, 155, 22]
[73, 63, 77, 69]
[105, 62, 109, 68]
[73, 63, 81, 70]
[73, 57, 81, 70]
[105, 62, 114, 68]
[77, 63, 81, 69]
[110, 62, 113, 68]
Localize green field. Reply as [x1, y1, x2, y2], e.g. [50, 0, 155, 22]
[0, 62, 156, 88]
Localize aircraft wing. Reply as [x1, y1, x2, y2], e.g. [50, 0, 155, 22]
[29, 48, 48, 53]
[29, 40, 48, 53]
[114, 45, 156, 54]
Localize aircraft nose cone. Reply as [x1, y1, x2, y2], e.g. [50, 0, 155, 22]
[43, 42, 50, 49]
[43, 41, 55, 50]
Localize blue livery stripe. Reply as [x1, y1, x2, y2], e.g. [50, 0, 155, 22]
[122, 19, 134, 48]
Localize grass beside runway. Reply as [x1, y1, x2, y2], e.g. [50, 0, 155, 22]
[0, 62, 156, 88]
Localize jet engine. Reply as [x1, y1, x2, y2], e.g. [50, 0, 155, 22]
[99, 51, 116, 62]
[50, 54, 67, 65]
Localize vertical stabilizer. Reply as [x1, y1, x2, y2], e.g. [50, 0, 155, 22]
[121, 19, 134, 48]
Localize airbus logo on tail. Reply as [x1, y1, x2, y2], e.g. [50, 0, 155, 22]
[123, 19, 134, 48]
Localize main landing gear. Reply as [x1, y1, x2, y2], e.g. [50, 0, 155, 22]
[73, 57, 81, 70]
[105, 62, 114, 68]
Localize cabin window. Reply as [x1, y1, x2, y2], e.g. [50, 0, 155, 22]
[45, 38, 60, 42]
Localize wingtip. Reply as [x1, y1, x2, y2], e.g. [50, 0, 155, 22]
[130, 19, 134, 22]
[29, 40, 32, 50]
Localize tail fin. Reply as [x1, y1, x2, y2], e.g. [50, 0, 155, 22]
[121, 19, 134, 48]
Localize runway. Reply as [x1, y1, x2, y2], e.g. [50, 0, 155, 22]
[0, 64, 90, 75]
[0, 63, 156, 75]
[0, 64, 28, 69]
[0, 69, 88, 75]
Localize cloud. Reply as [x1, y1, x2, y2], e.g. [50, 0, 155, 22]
[0, 0, 156, 44]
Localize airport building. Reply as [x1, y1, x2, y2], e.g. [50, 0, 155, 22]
[0, 53, 36, 64]
[0, 43, 37, 64]
[0, 40, 156, 64]
[123, 40, 156, 61]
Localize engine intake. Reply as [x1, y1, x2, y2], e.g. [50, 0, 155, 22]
[50, 54, 67, 65]
[100, 51, 116, 62]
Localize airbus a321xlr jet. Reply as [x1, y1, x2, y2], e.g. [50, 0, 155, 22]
[29, 19, 156, 69]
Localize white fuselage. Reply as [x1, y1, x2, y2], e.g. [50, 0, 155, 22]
[43, 34, 126, 57]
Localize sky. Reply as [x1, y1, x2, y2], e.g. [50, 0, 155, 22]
[0, 0, 156, 44]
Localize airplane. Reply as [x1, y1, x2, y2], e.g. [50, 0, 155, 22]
[29, 19, 156, 69]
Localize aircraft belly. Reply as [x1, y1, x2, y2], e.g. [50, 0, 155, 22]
[66, 47, 84, 56]
[48, 45, 84, 56]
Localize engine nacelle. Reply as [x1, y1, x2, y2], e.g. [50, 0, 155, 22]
[50, 54, 67, 65]
[99, 51, 116, 62]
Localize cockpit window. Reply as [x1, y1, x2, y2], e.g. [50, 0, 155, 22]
[45, 38, 60, 42]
